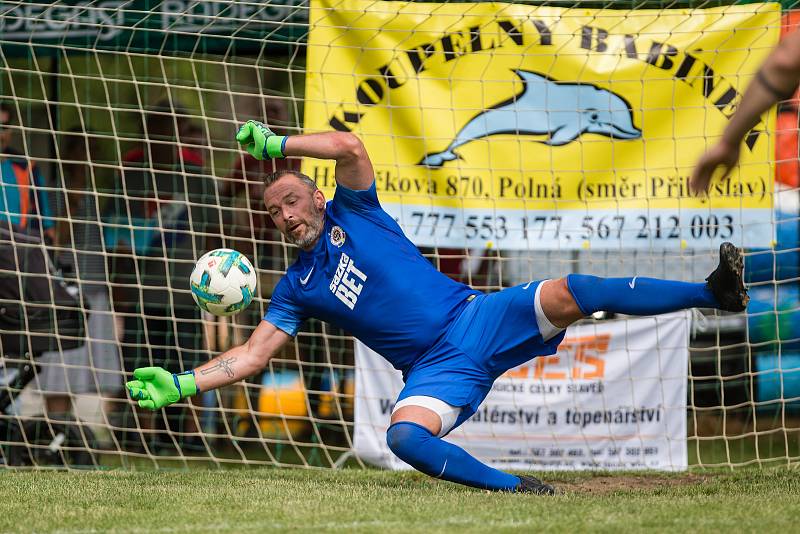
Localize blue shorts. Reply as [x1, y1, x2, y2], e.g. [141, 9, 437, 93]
[396, 280, 566, 431]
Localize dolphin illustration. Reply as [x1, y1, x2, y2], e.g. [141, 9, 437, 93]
[419, 70, 642, 167]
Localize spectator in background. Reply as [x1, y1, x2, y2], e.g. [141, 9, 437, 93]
[180, 122, 209, 171]
[104, 99, 217, 453]
[691, 28, 800, 194]
[38, 129, 123, 421]
[0, 102, 56, 241]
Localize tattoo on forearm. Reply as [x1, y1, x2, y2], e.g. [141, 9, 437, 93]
[200, 357, 237, 378]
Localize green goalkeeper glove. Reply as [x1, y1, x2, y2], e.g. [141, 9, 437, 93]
[235, 119, 287, 160]
[126, 367, 198, 410]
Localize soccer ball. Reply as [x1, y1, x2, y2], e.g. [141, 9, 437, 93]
[190, 249, 257, 316]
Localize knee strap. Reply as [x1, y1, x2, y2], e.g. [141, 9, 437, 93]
[392, 396, 460, 437]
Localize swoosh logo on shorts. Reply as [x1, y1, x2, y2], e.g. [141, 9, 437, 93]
[629, 276, 637, 289]
[523, 281, 534, 290]
[300, 266, 314, 285]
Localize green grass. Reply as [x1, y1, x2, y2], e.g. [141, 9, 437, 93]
[1, 468, 799, 532]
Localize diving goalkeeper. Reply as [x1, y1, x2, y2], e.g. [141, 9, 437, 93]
[127, 121, 749, 494]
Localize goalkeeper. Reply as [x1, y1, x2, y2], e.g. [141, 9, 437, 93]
[128, 121, 749, 494]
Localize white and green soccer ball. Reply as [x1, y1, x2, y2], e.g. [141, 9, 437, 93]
[190, 249, 257, 316]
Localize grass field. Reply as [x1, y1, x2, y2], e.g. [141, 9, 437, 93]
[1, 468, 799, 532]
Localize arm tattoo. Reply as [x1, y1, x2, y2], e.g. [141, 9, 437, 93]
[199, 357, 237, 378]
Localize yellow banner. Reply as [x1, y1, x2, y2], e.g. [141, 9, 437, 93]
[304, 1, 779, 248]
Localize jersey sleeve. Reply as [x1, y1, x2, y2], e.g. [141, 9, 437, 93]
[331, 180, 381, 213]
[264, 276, 305, 337]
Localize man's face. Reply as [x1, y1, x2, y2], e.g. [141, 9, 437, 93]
[0, 110, 11, 155]
[264, 175, 326, 250]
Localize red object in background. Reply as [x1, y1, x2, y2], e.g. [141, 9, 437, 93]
[781, 12, 800, 103]
[776, 110, 799, 188]
[776, 12, 800, 188]
[122, 147, 203, 168]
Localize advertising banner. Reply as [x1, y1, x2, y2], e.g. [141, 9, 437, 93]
[354, 312, 690, 470]
[0, 0, 307, 55]
[305, 1, 779, 249]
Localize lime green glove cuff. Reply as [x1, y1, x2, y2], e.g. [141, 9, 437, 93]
[175, 370, 198, 398]
[265, 134, 287, 159]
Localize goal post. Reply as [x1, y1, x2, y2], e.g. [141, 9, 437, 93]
[0, 0, 797, 469]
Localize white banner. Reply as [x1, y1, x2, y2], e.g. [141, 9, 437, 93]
[354, 312, 689, 471]
[381, 206, 771, 251]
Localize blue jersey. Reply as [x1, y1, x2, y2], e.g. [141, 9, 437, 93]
[265, 182, 479, 372]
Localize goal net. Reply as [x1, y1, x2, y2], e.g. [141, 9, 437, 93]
[0, 0, 797, 470]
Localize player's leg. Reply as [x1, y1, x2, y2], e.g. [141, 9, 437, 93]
[540, 242, 748, 328]
[387, 398, 553, 494]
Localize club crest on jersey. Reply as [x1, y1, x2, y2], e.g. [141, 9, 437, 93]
[330, 226, 346, 247]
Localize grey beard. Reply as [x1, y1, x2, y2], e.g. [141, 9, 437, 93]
[287, 218, 324, 249]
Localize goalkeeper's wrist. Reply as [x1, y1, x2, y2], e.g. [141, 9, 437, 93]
[173, 370, 199, 398]
[265, 135, 288, 159]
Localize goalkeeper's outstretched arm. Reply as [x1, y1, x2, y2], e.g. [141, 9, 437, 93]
[283, 132, 374, 191]
[690, 28, 800, 194]
[195, 320, 290, 392]
[235, 120, 374, 190]
[126, 321, 290, 410]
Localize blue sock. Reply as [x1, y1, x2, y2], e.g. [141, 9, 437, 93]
[566, 274, 720, 316]
[386, 421, 520, 491]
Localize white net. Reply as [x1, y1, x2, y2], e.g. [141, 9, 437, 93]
[0, 0, 797, 470]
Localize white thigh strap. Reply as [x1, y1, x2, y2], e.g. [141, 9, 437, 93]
[392, 395, 461, 437]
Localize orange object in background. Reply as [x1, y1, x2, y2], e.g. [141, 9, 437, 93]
[776, 110, 799, 188]
[775, 11, 800, 188]
[781, 11, 800, 102]
[232, 369, 310, 440]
